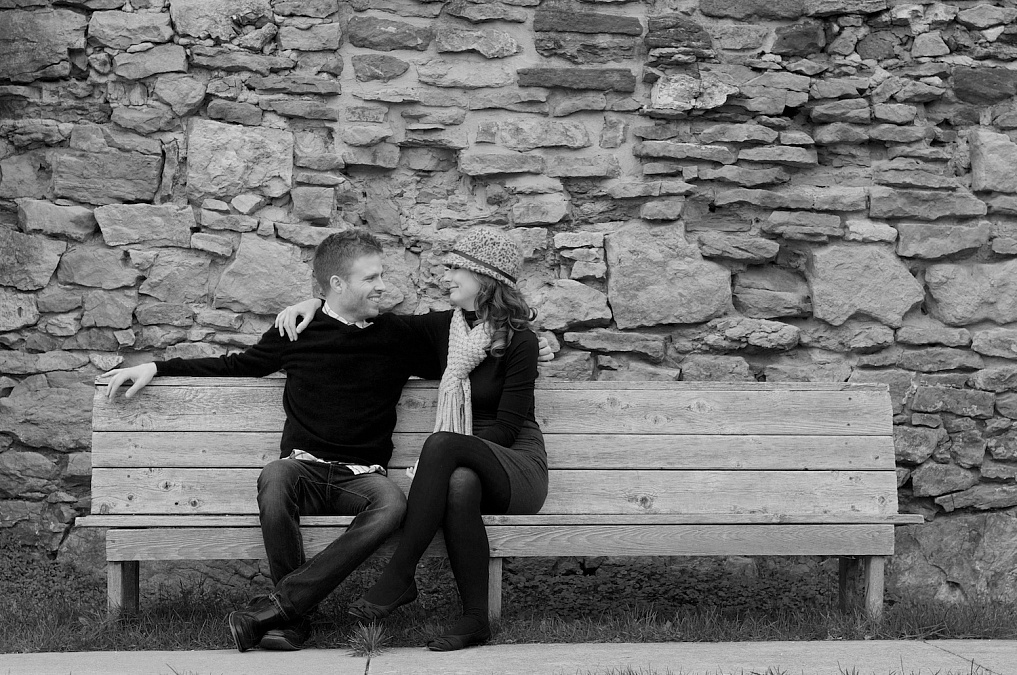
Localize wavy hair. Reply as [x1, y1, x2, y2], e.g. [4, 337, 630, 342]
[472, 273, 537, 357]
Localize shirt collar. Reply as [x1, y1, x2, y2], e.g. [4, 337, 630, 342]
[323, 301, 372, 329]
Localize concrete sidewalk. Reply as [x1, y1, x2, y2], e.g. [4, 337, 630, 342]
[0, 641, 1012, 675]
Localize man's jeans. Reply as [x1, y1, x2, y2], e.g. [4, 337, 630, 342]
[256, 458, 407, 620]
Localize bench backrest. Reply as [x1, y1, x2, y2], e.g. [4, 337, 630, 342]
[90, 379, 897, 521]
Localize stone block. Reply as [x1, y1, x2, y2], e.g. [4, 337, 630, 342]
[499, 119, 590, 152]
[806, 243, 923, 328]
[895, 221, 991, 259]
[94, 204, 194, 248]
[459, 152, 543, 176]
[512, 194, 568, 225]
[139, 248, 211, 304]
[347, 16, 432, 51]
[531, 280, 611, 332]
[214, 234, 313, 314]
[88, 10, 173, 50]
[207, 99, 263, 126]
[187, 119, 293, 199]
[535, 33, 637, 65]
[699, 0, 805, 20]
[927, 261, 1017, 326]
[0, 8, 86, 83]
[564, 329, 665, 361]
[0, 229, 66, 292]
[168, 0, 271, 40]
[436, 26, 519, 58]
[869, 188, 987, 221]
[972, 329, 1017, 360]
[0, 288, 40, 332]
[17, 200, 96, 242]
[418, 58, 514, 88]
[911, 461, 979, 498]
[971, 129, 1017, 194]
[278, 23, 342, 51]
[517, 67, 636, 92]
[534, 8, 642, 35]
[0, 380, 92, 451]
[635, 141, 735, 164]
[113, 44, 187, 80]
[52, 149, 163, 206]
[898, 348, 983, 373]
[737, 146, 818, 167]
[732, 267, 810, 319]
[911, 386, 995, 419]
[606, 224, 731, 329]
[894, 426, 946, 465]
[698, 232, 779, 262]
[680, 354, 753, 381]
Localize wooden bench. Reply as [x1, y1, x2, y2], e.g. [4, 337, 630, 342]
[77, 378, 922, 621]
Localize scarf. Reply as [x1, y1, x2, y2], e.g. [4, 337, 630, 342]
[408, 308, 491, 479]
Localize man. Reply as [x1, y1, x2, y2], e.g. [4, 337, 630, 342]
[103, 230, 550, 652]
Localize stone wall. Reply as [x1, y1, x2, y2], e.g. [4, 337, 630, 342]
[3, 0, 1017, 603]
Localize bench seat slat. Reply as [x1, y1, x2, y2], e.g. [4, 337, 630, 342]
[90, 468, 901, 517]
[91, 384, 892, 436]
[91, 432, 896, 471]
[103, 524, 896, 561]
[78, 513, 926, 528]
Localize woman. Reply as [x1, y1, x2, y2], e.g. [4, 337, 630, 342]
[276, 228, 547, 651]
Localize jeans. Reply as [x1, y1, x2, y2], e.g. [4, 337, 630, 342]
[256, 458, 407, 620]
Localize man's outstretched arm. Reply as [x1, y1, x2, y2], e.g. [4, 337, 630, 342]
[99, 362, 157, 400]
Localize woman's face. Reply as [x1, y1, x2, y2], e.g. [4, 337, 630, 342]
[444, 266, 483, 311]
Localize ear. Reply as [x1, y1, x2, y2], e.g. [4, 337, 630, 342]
[329, 274, 344, 293]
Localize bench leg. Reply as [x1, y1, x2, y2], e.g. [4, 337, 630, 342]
[108, 561, 140, 618]
[864, 555, 886, 622]
[838, 556, 859, 613]
[487, 557, 503, 623]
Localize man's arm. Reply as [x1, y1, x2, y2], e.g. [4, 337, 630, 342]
[101, 326, 288, 400]
[99, 362, 157, 400]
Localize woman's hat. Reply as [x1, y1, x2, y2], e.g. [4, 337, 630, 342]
[445, 228, 523, 285]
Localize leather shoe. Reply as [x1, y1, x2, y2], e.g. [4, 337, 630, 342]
[259, 616, 312, 651]
[348, 581, 418, 622]
[228, 596, 285, 652]
[426, 624, 491, 651]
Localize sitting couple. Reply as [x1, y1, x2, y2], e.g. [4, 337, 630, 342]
[101, 228, 550, 653]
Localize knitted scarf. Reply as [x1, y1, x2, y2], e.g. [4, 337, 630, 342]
[434, 308, 492, 434]
[408, 309, 491, 479]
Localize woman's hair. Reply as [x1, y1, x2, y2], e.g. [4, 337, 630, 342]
[471, 272, 537, 357]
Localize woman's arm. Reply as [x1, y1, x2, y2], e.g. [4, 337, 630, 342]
[275, 298, 323, 341]
[473, 330, 539, 448]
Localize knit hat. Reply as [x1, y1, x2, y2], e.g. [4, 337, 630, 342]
[445, 228, 523, 286]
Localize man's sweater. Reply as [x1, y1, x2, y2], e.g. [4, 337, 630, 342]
[156, 310, 441, 467]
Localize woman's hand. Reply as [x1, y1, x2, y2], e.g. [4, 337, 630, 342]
[98, 363, 157, 400]
[275, 298, 323, 341]
[536, 336, 554, 362]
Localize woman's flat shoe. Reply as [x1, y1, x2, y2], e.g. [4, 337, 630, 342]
[348, 581, 418, 622]
[426, 625, 491, 651]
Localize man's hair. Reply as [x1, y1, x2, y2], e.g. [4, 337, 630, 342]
[313, 230, 384, 292]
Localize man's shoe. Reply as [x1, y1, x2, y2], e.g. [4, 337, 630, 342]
[227, 596, 286, 652]
[259, 616, 313, 651]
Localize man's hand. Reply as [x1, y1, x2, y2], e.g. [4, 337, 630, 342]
[275, 298, 323, 341]
[537, 335, 555, 362]
[98, 363, 157, 400]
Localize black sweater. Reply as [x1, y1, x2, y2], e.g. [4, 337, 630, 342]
[156, 311, 441, 467]
[407, 310, 539, 448]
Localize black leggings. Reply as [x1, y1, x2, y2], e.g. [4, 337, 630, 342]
[367, 431, 511, 623]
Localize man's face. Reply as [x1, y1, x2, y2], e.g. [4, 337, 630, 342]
[332, 253, 385, 322]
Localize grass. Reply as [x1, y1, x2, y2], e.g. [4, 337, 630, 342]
[2, 533, 1017, 655]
